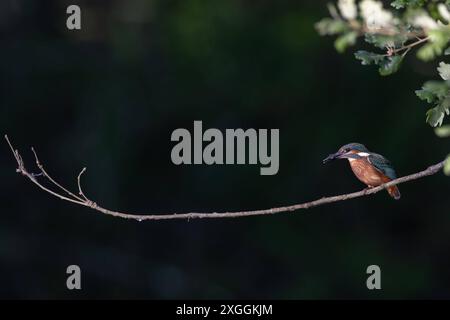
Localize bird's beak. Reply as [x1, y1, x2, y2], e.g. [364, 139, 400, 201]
[323, 152, 339, 164]
[323, 150, 352, 164]
[337, 152, 353, 159]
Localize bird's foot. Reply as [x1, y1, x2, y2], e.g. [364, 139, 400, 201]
[362, 186, 373, 194]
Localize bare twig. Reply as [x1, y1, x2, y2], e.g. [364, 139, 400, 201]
[4, 135, 446, 221]
[383, 36, 430, 57]
[5, 136, 86, 206]
[392, 36, 430, 54]
[30, 146, 85, 202]
[77, 167, 88, 201]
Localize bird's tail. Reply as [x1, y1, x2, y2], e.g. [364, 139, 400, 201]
[387, 185, 401, 200]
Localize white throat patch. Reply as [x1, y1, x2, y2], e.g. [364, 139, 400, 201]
[347, 151, 369, 162]
[357, 152, 370, 157]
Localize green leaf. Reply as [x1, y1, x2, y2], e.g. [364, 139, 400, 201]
[435, 124, 450, 137]
[315, 18, 348, 36]
[379, 55, 403, 76]
[429, 28, 450, 47]
[391, 0, 426, 9]
[445, 47, 450, 55]
[426, 99, 450, 127]
[416, 81, 449, 103]
[438, 62, 450, 80]
[364, 33, 408, 49]
[416, 88, 437, 103]
[426, 107, 445, 126]
[417, 43, 442, 61]
[417, 28, 450, 61]
[354, 51, 385, 65]
[440, 96, 450, 113]
[391, 0, 406, 9]
[444, 154, 450, 176]
[418, 79, 450, 127]
[354, 52, 403, 76]
[334, 31, 358, 53]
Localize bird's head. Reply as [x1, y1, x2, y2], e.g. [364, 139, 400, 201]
[323, 143, 369, 164]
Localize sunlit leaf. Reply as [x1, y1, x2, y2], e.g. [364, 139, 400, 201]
[444, 154, 450, 175]
[391, 0, 426, 9]
[334, 31, 358, 53]
[417, 28, 450, 61]
[435, 125, 450, 137]
[438, 62, 450, 80]
[416, 81, 449, 103]
[315, 18, 348, 36]
[426, 106, 446, 127]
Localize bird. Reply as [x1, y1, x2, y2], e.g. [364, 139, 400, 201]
[322, 143, 401, 200]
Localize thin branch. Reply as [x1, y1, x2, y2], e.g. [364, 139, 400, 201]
[30, 146, 85, 202]
[384, 36, 430, 57]
[401, 46, 412, 58]
[5, 136, 86, 206]
[4, 135, 446, 221]
[392, 36, 430, 54]
[77, 167, 89, 201]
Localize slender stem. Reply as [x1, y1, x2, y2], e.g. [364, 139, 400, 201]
[30, 147, 85, 202]
[393, 36, 430, 54]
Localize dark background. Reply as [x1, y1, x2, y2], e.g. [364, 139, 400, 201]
[1, 0, 449, 299]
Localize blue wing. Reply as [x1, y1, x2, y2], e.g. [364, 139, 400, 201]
[368, 153, 397, 180]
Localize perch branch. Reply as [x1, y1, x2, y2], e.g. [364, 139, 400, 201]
[5, 135, 446, 221]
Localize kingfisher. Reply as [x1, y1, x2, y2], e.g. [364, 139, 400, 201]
[323, 143, 401, 200]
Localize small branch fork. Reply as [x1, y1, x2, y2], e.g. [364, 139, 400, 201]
[5, 135, 446, 221]
[387, 36, 430, 57]
[346, 19, 430, 57]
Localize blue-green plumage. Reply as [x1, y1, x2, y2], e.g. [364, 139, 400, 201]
[367, 153, 397, 180]
[339, 143, 369, 153]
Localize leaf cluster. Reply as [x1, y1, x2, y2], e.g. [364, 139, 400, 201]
[316, 0, 450, 127]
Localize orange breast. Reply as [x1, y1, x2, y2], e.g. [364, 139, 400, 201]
[349, 158, 390, 187]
